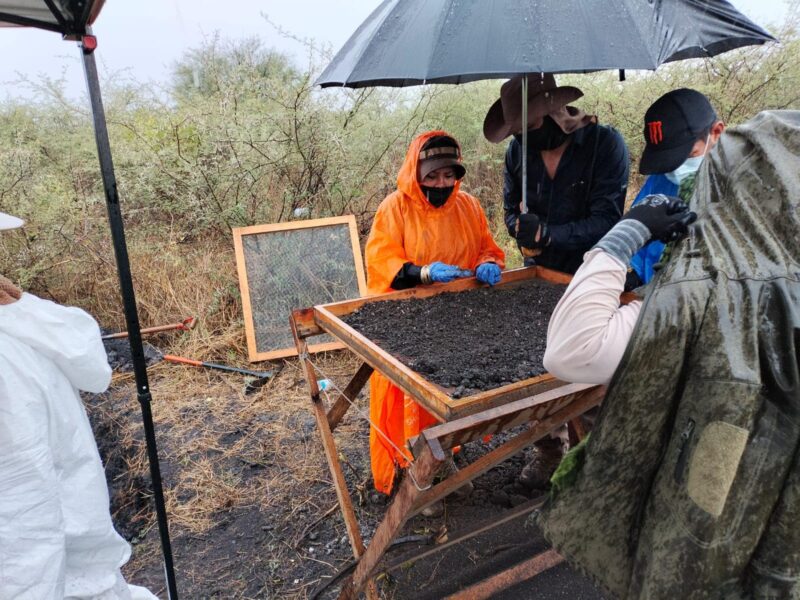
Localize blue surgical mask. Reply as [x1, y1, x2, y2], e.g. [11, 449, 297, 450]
[665, 135, 710, 185]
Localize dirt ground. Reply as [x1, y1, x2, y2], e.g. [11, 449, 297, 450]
[83, 343, 607, 600]
[342, 280, 565, 398]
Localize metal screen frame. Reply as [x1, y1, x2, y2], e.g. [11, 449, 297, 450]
[233, 215, 367, 362]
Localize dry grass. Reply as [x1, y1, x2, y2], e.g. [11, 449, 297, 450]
[33, 216, 373, 596]
[47, 221, 387, 596]
[138, 352, 363, 525]
[101, 340, 376, 597]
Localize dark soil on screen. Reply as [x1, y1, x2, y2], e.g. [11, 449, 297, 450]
[342, 279, 566, 398]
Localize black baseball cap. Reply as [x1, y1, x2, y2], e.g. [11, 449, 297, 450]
[639, 88, 717, 175]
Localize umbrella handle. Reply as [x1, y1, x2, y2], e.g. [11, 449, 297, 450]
[520, 75, 528, 215]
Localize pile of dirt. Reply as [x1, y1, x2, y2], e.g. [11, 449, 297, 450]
[342, 279, 565, 397]
[101, 332, 162, 372]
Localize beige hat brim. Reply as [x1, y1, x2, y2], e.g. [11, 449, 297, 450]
[483, 86, 584, 143]
[419, 157, 466, 181]
[0, 211, 24, 231]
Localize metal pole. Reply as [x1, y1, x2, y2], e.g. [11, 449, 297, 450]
[520, 75, 528, 215]
[79, 33, 179, 600]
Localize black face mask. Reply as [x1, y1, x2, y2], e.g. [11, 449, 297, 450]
[421, 185, 455, 208]
[523, 116, 570, 151]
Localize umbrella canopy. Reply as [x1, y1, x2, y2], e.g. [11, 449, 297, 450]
[0, 0, 104, 35]
[317, 0, 776, 88]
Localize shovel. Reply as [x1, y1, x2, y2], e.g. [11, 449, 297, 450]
[163, 354, 281, 395]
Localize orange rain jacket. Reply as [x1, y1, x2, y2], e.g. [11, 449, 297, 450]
[365, 130, 505, 494]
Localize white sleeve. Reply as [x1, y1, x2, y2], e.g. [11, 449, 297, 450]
[543, 249, 643, 384]
[0, 294, 111, 394]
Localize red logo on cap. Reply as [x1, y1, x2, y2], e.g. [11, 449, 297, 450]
[648, 121, 664, 145]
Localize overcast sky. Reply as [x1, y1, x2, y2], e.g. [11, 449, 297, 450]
[0, 0, 791, 101]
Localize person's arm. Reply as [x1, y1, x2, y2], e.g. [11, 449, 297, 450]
[365, 196, 473, 293]
[628, 174, 678, 285]
[546, 127, 630, 252]
[390, 262, 423, 290]
[545, 194, 697, 384]
[365, 196, 416, 294]
[502, 140, 522, 237]
[473, 198, 506, 269]
[543, 249, 642, 384]
[0, 293, 111, 393]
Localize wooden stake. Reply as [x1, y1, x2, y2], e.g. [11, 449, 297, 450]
[443, 549, 564, 600]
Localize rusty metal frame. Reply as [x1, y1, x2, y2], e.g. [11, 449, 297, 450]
[290, 268, 608, 599]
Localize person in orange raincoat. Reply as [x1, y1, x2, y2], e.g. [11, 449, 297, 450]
[365, 130, 506, 498]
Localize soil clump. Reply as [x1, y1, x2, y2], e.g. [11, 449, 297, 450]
[342, 279, 565, 397]
[101, 330, 162, 372]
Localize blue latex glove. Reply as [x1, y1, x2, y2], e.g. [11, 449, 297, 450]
[427, 261, 473, 283]
[476, 262, 502, 286]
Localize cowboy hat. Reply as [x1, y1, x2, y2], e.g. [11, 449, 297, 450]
[483, 74, 584, 143]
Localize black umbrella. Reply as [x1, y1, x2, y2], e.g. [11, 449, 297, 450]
[0, 2, 178, 598]
[317, 0, 774, 217]
[317, 0, 776, 87]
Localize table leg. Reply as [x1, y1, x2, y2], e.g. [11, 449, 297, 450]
[290, 316, 379, 599]
[328, 362, 373, 432]
[339, 438, 446, 599]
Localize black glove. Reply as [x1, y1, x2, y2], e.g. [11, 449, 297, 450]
[622, 194, 697, 243]
[515, 213, 550, 248]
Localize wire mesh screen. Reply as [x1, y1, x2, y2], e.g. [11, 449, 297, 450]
[235, 218, 365, 360]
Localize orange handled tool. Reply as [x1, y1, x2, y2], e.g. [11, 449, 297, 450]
[162, 354, 277, 380]
[162, 354, 282, 395]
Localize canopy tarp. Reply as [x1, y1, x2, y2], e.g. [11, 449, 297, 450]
[0, 0, 103, 35]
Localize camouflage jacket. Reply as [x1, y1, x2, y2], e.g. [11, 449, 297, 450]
[657, 172, 697, 268]
[539, 111, 800, 600]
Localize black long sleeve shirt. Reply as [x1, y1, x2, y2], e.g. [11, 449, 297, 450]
[503, 122, 630, 274]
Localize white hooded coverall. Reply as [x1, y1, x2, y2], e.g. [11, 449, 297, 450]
[0, 291, 156, 600]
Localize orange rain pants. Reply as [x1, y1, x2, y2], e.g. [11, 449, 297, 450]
[365, 130, 505, 494]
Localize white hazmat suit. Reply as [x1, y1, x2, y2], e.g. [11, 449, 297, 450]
[0, 287, 156, 600]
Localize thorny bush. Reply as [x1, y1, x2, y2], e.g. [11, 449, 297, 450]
[0, 14, 798, 336]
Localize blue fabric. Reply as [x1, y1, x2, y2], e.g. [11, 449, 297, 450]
[629, 174, 679, 283]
